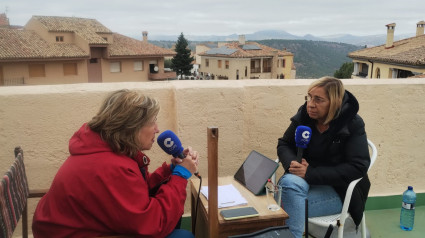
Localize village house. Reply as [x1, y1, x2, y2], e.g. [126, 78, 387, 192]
[349, 21, 425, 79]
[0, 14, 176, 86]
[197, 35, 295, 80]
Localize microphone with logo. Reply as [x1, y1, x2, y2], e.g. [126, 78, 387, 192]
[157, 130, 199, 177]
[295, 125, 312, 163]
[157, 130, 185, 159]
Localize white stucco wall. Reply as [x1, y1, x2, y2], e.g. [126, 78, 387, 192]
[1, 78, 424, 233]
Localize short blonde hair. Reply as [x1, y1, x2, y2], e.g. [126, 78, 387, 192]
[308, 77, 345, 125]
[88, 89, 160, 158]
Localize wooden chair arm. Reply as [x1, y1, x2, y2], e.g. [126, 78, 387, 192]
[29, 188, 48, 198]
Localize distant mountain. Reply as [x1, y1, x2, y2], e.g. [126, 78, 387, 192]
[246, 30, 300, 40]
[317, 33, 413, 47]
[143, 30, 415, 47]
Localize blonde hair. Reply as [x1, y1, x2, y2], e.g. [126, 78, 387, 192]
[88, 89, 160, 158]
[308, 77, 345, 125]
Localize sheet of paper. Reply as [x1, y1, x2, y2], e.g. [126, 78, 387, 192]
[200, 184, 248, 208]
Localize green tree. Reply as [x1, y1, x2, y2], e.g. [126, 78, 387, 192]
[171, 33, 194, 79]
[334, 62, 354, 79]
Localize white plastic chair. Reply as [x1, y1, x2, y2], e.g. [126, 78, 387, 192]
[307, 139, 377, 238]
[272, 139, 377, 238]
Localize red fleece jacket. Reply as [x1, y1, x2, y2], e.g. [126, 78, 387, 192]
[32, 124, 188, 238]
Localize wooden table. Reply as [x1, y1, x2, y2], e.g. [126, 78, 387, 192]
[190, 176, 289, 238]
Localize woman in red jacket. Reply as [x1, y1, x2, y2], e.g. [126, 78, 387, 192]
[33, 89, 198, 238]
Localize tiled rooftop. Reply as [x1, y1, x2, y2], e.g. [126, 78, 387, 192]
[348, 34, 425, 66]
[109, 33, 176, 57]
[31, 16, 111, 45]
[0, 15, 176, 60]
[0, 29, 89, 60]
[199, 41, 293, 58]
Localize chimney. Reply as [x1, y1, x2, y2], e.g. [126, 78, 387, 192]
[416, 21, 425, 36]
[142, 31, 148, 43]
[385, 23, 396, 48]
[238, 35, 245, 45]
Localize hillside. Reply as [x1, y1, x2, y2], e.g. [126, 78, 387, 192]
[257, 39, 363, 78]
[150, 39, 363, 79]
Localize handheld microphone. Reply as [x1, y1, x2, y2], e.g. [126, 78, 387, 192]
[295, 125, 312, 163]
[157, 130, 200, 177]
[157, 130, 185, 159]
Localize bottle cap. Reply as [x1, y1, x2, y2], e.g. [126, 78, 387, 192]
[408, 186, 413, 190]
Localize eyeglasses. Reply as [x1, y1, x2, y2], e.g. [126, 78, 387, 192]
[305, 95, 328, 105]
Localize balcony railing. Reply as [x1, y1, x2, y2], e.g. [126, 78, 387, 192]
[148, 72, 177, 81]
[250, 68, 261, 73]
[263, 66, 271, 73]
[2, 77, 25, 86]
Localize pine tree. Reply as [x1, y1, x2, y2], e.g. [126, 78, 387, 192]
[334, 62, 354, 79]
[171, 33, 194, 79]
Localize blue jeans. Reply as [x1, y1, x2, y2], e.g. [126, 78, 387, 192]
[278, 174, 342, 238]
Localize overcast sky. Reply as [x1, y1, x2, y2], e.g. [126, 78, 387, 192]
[3, 0, 424, 38]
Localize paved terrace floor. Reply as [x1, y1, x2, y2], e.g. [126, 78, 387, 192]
[181, 206, 424, 237]
[364, 206, 424, 238]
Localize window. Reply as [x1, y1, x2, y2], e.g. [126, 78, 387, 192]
[225, 60, 229, 69]
[218, 60, 222, 68]
[263, 59, 272, 72]
[29, 64, 46, 77]
[110, 62, 121, 73]
[359, 63, 369, 77]
[281, 59, 286, 68]
[56, 36, 64, 42]
[63, 63, 77, 76]
[134, 61, 143, 71]
[90, 58, 98, 64]
[206, 59, 209, 67]
[250, 59, 261, 73]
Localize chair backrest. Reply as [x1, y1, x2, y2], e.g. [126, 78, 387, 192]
[367, 139, 377, 172]
[0, 146, 30, 238]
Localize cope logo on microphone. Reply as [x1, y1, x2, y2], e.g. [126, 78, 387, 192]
[164, 138, 174, 148]
[163, 137, 177, 151]
[302, 131, 311, 139]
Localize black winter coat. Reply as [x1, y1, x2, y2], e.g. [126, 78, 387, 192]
[277, 90, 370, 226]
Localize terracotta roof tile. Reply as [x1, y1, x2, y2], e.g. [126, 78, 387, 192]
[31, 16, 111, 44]
[0, 29, 89, 60]
[109, 33, 176, 57]
[348, 35, 425, 66]
[199, 41, 293, 58]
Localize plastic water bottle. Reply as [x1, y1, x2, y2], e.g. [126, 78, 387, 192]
[400, 186, 416, 231]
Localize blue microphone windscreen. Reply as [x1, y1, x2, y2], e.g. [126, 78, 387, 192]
[295, 125, 312, 149]
[157, 130, 183, 157]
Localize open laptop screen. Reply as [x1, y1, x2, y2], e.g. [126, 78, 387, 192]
[234, 150, 279, 195]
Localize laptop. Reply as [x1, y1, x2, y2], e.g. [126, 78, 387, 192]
[234, 150, 279, 195]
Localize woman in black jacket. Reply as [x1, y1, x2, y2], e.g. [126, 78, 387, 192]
[277, 77, 370, 238]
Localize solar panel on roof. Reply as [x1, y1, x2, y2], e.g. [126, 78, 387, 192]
[242, 44, 261, 50]
[205, 47, 237, 55]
